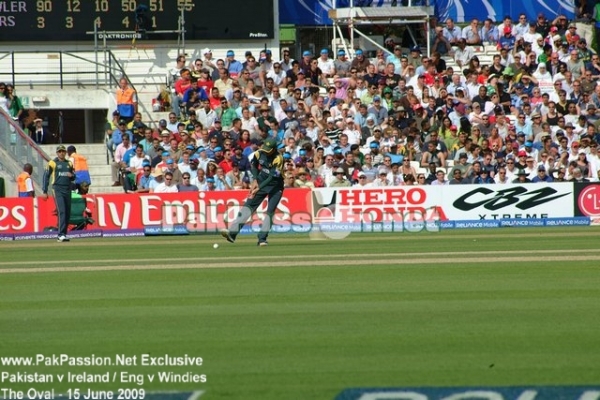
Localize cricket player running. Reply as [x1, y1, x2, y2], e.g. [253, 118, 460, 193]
[221, 138, 285, 246]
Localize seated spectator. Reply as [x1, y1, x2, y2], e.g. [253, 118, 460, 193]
[449, 169, 468, 184]
[177, 172, 199, 192]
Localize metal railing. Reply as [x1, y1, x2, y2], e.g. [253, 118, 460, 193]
[0, 50, 125, 89]
[0, 109, 50, 196]
[0, 50, 154, 171]
[0, 50, 151, 122]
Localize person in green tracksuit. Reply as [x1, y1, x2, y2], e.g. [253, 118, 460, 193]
[221, 138, 285, 246]
[42, 145, 76, 242]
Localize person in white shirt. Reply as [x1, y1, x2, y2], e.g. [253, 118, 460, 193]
[266, 62, 287, 87]
[305, 118, 320, 143]
[318, 155, 336, 187]
[353, 172, 371, 187]
[240, 108, 259, 135]
[317, 49, 335, 77]
[190, 167, 206, 188]
[494, 167, 511, 183]
[154, 171, 179, 193]
[165, 112, 179, 133]
[167, 55, 186, 92]
[128, 145, 150, 172]
[430, 170, 448, 185]
[196, 100, 217, 129]
[523, 22, 543, 48]
[371, 169, 392, 187]
[148, 169, 164, 192]
[454, 39, 475, 68]
[342, 120, 361, 145]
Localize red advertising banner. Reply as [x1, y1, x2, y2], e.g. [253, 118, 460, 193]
[0, 197, 36, 234]
[0, 189, 312, 235]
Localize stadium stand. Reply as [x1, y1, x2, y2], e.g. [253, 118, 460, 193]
[3, 10, 599, 195]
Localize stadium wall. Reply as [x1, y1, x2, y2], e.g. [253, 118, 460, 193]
[0, 183, 598, 240]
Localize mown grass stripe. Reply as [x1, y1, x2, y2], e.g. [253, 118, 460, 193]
[2, 254, 600, 274]
[1, 248, 598, 268]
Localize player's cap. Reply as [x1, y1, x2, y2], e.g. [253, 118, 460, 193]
[56, 145, 67, 152]
[262, 138, 278, 151]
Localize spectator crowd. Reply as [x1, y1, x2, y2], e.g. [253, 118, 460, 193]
[104, 12, 600, 192]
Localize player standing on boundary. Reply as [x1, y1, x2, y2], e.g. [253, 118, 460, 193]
[42, 145, 75, 242]
[221, 138, 285, 246]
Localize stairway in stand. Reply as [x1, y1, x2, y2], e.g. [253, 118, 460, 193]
[39, 144, 124, 194]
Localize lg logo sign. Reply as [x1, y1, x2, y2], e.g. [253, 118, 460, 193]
[578, 186, 600, 216]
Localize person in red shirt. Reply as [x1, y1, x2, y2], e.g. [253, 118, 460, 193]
[218, 150, 235, 174]
[172, 68, 192, 117]
[209, 87, 221, 110]
[422, 64, 437, 86]
[197, 69, 213, 94]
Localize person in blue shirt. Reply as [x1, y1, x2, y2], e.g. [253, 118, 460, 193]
[108, 120, 133, 159]
[498, 27, 516, 50]
[122, 145, 136, 167]
[242, 139, 262, 160]
[531, 165, 553, 182]
[182, 78, 209, 103]
[135, 162, 154, 193]
[473, 169, 494, 184]
[268, 120, 285, 141]
[386, 45, 403, 74]
[225, 50, 243, 77]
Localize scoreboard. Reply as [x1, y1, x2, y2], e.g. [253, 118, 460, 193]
[0, 0, 275, 41]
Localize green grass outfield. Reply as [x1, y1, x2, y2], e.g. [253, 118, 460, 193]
[1, 227, 600, 400]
